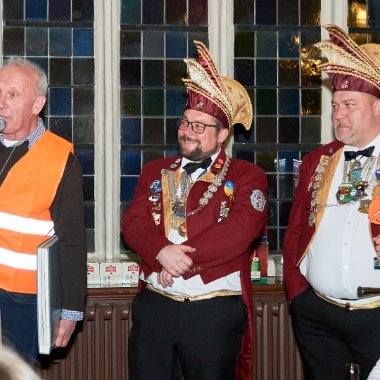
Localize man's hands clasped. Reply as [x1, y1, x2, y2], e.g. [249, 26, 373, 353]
[156, 244, 195, 287]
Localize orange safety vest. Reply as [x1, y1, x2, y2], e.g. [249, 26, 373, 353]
[0, 131, 73, 294]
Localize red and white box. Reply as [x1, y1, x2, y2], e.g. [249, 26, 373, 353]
[100, 261, 123, 285]
[121, 254, 140, 285]
[87, 258, 100, 285]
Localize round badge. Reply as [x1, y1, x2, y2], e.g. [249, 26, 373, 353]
[250, 189, 266, 212]
[224, 181, 234, 197]
[150, 180, 162, 193]
[376, 169, 380, 180]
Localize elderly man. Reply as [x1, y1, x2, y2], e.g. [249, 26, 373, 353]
[0, 57, 86, 363]
[122, 41, 267, 380]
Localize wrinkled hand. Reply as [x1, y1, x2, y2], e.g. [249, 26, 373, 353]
[53, 319, 77, 348]
[156, 244, 195, 277]
[373, 234, 380, 260]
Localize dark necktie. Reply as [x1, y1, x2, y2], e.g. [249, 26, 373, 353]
[183, 157, 212, 175]
[344, 146, 375, 161]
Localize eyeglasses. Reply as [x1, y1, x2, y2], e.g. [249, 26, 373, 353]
[177, 118, 219, 134]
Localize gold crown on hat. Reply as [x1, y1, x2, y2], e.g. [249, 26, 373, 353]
[183, 41, 253, 130]
[315, 24, 380, 96]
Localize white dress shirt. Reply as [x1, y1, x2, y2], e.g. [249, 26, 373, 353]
[300, 134, 380, 305]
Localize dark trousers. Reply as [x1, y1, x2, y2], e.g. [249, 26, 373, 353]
[290, 287, 380, 380]
[0, 288, 38, 364]
[129, 288, 248, 380]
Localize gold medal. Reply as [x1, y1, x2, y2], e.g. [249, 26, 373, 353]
[178, 223, 187, 237]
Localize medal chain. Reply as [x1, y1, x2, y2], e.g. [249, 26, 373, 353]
[163, 156, 231, 232]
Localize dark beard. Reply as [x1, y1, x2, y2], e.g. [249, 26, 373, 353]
[178, 136, 220, 162]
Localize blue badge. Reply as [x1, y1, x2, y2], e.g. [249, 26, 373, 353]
[150, 180, 162, 193]
[376, 169, 380, 180]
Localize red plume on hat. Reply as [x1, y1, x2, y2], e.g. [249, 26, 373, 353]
[183, 41, 253, 130]
[315, 24, 380, 98]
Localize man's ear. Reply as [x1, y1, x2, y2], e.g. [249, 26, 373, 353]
[33, 95, 46, 115]
[218, 127, 229, 144]
[373, 99, 380, 117]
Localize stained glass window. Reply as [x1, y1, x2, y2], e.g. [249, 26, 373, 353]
[2, 0, 95, 251]
[120, 0, 208, 252]
[233, 0, 322, 252]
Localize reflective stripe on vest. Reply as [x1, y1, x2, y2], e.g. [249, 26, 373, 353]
[0, 131, 73, 294]
[0, 247, 36, 270]
[0, 212, 55, 236]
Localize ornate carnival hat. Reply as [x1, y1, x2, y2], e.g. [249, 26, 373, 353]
[315, 24, 380, 98]
[182, 41, 253, 130]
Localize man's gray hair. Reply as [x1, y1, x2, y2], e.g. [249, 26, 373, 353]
[3, 57, 48, 96]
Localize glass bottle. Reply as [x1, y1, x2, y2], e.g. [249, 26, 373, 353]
[345, 363, 360, 380]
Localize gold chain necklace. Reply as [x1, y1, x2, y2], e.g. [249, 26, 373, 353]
[0, 146, 17, 178]
[162, 156, 231, 236]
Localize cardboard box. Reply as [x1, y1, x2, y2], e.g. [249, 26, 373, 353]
[122, 261, 140, 285]
[87, 258, 100, 285]
[100, 261, 123, 285]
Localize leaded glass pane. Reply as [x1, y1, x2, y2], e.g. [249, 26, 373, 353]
[279, 0, 298, 25]
[301, 89, 321, 116]
[235, 59, 255, 86]
[279, 59, 299, 86]
[235, 32, 255, 57]
[256, 0, 276, 25]
[301, 117, 321, 143]
[120, 118, 141, 145]
[257, 151, 277, 172]
[256, 31, 276, 58]
[256, 89, 277, 115]
[189, 0, 208, 25]
[166, 32, 187, 58]
[256, 117, 277, 143]
[143, 118, 165, 144]
[166, 0, 186, 24]
[143, 60, 164, 86]
[278, 117, 299, 143]
[256, 59, 277, 86]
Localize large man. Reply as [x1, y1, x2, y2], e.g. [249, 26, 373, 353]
[122, 41, 267, 380]
[0, 57, 87, 363]
[284, 24, 380, 379]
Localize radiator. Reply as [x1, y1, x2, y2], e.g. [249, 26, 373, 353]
[253, 295, 304, 380]
[38, 299, 132, 380]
